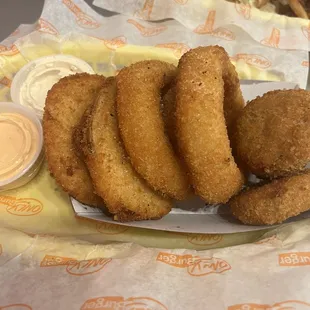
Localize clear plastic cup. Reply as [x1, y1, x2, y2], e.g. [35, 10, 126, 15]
[11, 54, 95, 118]
[0, 102, 44, 191]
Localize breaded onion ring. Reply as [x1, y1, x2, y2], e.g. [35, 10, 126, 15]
[230, 170, 310, 225]
[175, 46, 245, 203]
[78, 77, 172, 222]
[43, 73, 105, 206]
[234, 89, 310, 179]
[161, 82, 178, 150]
[116, 60, 190, 200]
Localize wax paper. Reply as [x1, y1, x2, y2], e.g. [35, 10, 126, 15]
[1, 220, 310, 309]
[0, 1, 310, 305]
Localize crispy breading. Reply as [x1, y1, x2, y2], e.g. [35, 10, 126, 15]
[78, 77, 172, 222]
[175, 46, 245, 203]
[43, 73, 105, 206]
[116, 60, 190, 200]
[234, 89, 310, 179]
[161, 82, 178, 150]
[229, 170, 310, 225]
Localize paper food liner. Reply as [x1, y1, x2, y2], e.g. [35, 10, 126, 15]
[0, 0, 309, 91]
[93, 0, 310, 51]
[0, 0, 309, 249]
[1, 222, 310, 309]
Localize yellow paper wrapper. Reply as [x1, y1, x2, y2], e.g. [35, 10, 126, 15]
[0, 0, 308, 251]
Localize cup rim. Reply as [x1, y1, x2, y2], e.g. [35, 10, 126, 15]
[10, 54, 95, 117]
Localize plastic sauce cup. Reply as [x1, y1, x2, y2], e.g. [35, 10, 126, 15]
[0, 102, 44, 192]
[11, 54, 95, 118]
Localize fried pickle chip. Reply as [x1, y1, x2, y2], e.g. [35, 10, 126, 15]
[235, 89, 310, 179]
[230, 170, 310, 225]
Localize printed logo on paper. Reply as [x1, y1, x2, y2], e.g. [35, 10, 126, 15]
[37, 18, 59, 35]
[261, 28, 281, 48]
[279, 252, 310, 267]
[230, 53, 272, 69]
[80, 296, 168, 310]
[155, 43, 190, 58]
[127, 19, 167, 37]
[0, 44, 19, 56]
[194, 10, 235, 41]
[62, 0, 101, 29]
[96, 223, 129, 235]
[157, 252, 231, 276]
[0, 196, 43, 216]
[254, 235, 278, 245]
[235, 2, 251, 19]
[228, 300, 310, 310]
[187, 233, 223, 246]
[40, 254, 111, 276]
[0, 304, 32, 310]
[302, 61, 309, 67]
[134, 0, 154, 20]
[98, 36, 127, 50]
[0, 76, 12, 88]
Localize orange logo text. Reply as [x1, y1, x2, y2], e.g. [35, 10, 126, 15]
[157, 252, 231, 276]
[40, 255, 111, 276]
[261, 28, 280, 48]
[155, 42, 190, 58]
[231, 53, 271, 69]
[0, 304, 32, 310]
[80, 296, 168, 310]
[0, 44, 19, 56]
[127, 19, 167, 37]
[187, 233, 223, 246]
[194, 10, 235, 41]
[0, 196, 43, 216]
[100, 36, 127, 50]
[0, 76, 12, 88]
[157, 252, 198, 268]
[135, 0, 154, 20]
[91, 35, 127, 50]
[62, 0, 101, 29]
[96, 223, 129, 235]
[255, 235, 278, 244]
[279, 252, 310, 267]
[228, 300, 310, 310]
[235, 2, 251, 19]
[37, 18, 58, 35]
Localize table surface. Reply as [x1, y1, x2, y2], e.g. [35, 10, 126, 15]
[0, 0, 114, 42]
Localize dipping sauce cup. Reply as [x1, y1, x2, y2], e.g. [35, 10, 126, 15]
[0, 102, 43, 191]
